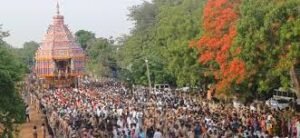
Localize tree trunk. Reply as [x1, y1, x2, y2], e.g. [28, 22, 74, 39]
[290, 62, 300, 98]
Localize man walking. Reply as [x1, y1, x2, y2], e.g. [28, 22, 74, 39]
[26, 105, 30, 122]
[153, 128, 162, 138]
[42, 123, 46, 138]
[33, 126, 38, 138]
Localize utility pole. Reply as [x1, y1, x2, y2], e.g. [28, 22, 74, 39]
[145, 58, 152, 93]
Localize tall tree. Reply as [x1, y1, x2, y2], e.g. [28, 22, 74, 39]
[192, 0, 246, 94]
[118, 0, 210, 87]
[14, 41, 39, 72]
[86, 37, 117, 77]
[237, 0, 300, 95]
[155, 0, 206, 87]
[0, 27, 26, 137]
[117, 1, 161, 85]
[75, 30, 96, 50]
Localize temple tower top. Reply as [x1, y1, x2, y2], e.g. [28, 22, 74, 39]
[56, 2, 60, 15]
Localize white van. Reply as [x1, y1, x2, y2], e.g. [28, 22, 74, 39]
[154, 84, 171, 94]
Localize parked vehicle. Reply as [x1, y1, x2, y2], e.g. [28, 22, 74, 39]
[265, 98, 291, 110]
[154, 84, 171, 94]
[233, 100, 243, 109]
[176, 87, 190, 92]
[272, 88, 297, 101]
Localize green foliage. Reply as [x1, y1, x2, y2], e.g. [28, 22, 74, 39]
[0, 46, 26, 82]
[0, 69, 26, 119]
[117, 0, 207, 87]
[154, 0, 206, 87]
[76, 0, 299, 97]
[236, 0, 300, 93]
[117, 1, 160, 85]
[86, 37, 117, 77]
[0, 27, 26, 136]
[74, 29, 118, 78]
[14, 41, 39, 72]
[129, 1, 158, 32]
[75, 30, 96, 50]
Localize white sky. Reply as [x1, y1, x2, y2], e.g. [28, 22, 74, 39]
[0, 0, 146, 47]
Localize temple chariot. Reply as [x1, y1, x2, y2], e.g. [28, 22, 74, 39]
[35, 3, 85, 88]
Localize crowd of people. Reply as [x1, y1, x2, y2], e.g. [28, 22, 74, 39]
[27, 78, 300, 138]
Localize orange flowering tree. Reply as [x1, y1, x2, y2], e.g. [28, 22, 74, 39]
[191, 0, 246, 94]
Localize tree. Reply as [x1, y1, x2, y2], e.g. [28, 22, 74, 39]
[264, 0, 300, 95]
[237, 0, 300, 95]
[192, 0, 245, 94]
[117, 0, 210, 87]
[117, 1, 162, 85]
[129, 1, 158, 33]
[0, 27, 26, 137]
[0, 70, 25, 137]
[155, 0, 206, 87]
[86, 37, 117, 77]
[14, 41, 39, 72]
[0, 47, 25, 82]
[75, 30, 96, 50]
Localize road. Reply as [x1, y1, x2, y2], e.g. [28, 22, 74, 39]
[18, 96, 48, 138]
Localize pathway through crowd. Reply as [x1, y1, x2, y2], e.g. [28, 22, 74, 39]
[18, 101, 47, 138]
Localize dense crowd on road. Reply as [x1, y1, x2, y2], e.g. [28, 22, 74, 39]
[28, 78, 300, 138]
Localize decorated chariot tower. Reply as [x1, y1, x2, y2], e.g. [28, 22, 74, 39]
[35, 3, 85, 88]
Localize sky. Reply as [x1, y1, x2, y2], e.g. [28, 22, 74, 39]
[0, 0, 146, 47]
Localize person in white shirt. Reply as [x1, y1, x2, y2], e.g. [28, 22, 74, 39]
[26, 105, 30, 122]
[96, 107, 101, 117]
[153, 129, 162, 138]
[117, 108, 123, 116]
[113, 126, 118, 138]
[296, 120, 300, 138]
[250, 104, 256, 112]
[127, 116, 132, 126]
[117, 118, 123, 128]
